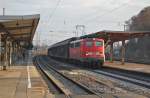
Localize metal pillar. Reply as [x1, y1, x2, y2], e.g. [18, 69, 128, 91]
[110, 42, 114, 63]
[104, 39, 111, 49]
[8, 41, 10, 67]
[11, 42, 14, 65]
[3, 39, 8, 70]
[8, 41, 12, 66]
[17, 43, 19, 61]
[75, 25, 85, 37]
[3, 8, 5, 16]
[121, 40, 125, 65]
[13, 42, 17, 65]
[2, 38, 13, 70]
[0, 34, 1, 68]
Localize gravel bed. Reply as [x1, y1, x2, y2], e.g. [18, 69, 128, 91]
[82, 70, 150, 98]
[61, 71, 126, 95]
[45, 56, 150, 98]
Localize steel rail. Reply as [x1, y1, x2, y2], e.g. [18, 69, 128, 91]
[45, 56, 150, 89]
[34, 56, 110, 98]
[39, 56, 97, 95]
[33, 58, 64, 94]
[93, 70, 150, 89]
[102, 67, 150, 82]
[40, 55, 120, 98]
[44, 56, 116, 89]
[33, 57, 72, 98]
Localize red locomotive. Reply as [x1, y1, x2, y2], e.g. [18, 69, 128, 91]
[48, 37, 105, 68]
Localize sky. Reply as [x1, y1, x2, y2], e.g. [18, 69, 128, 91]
[0, 0, 150, 46]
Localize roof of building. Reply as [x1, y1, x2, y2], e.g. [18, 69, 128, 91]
[0, 14, 40, 48]
[80, 30, 150, 43]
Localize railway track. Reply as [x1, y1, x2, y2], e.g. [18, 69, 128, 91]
[93, 67, 150, 89]
[33, 56, 104, 98]
[44, 56, 150, 90]
[40, 56, 143, 98]
[33, 57, 65, 94]
[101, 67, 150, 82]
[33, 55, 150, 98]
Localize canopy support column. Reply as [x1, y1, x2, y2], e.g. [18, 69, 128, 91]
[121, 40, 125, 65]
[3, 39, 8, 70]
[0, 34, 1, 68]
[110, 42, 114, 63]
[9, 41, 13, 66]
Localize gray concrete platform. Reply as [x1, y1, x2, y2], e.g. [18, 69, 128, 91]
[104, 61, 150, 74]
[0, 65, 48, 98]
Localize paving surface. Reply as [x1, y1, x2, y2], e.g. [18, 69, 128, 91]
[0, 65, 48, 98]
[104, 61, 150, 74]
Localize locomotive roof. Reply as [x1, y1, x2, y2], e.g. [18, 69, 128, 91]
[70, 38, 103, 43]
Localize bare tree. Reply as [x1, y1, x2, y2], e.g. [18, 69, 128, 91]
[125, 6, 150, 61]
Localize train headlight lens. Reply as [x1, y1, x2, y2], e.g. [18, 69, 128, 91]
[96, 52, 102, 55]
[86, 52, 93, 55]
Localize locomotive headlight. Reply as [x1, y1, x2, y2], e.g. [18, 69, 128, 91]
[96, 52, 100, 55]
[86, 52, 93, 55]
[96, 52, 102, 55]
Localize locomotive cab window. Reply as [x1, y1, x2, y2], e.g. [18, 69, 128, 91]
[86, 41, 93, 47]
[95, 41, 103, 46]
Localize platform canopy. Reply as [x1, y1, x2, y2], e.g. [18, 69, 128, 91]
[81, 30, 150, 43]
[0, 14, 40, 48]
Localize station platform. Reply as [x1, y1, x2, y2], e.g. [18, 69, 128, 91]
[0, 65, 48, 98]
[104, 61, 150, 74]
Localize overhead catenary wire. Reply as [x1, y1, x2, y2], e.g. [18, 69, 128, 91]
[48, 0, 62, 23]
[40, 0, 132, 44]
[41, 0, 63, 33]
[83, 0, 131, 24]
[79, 0, 113, 21]
[42, 0, 130, 35]
[39, 0, 63, 35]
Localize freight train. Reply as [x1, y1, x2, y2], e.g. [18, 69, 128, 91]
[48, 37, 105, 68]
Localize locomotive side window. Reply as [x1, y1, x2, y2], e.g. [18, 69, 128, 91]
[86, 41, 93, 47]
[70, 43, 74, 48]
[75, 42, 80, 47]
[95, 41, 103, 46]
